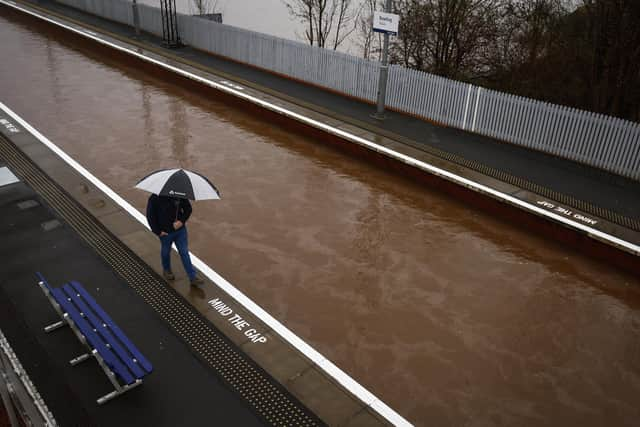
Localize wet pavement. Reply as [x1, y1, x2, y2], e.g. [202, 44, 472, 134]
[1, 9, 640, 426]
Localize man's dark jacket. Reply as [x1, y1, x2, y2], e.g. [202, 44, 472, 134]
[146, 194, 192, 236]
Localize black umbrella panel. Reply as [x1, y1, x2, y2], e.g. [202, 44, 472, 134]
[135, 168, 220, 200]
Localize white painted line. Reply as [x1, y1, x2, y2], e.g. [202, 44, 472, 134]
[0, 103, 148, 225]
[0, 98, 413, 426]
[220, 80, 244, 90]
[372, 399, 413, 427]
[319, 358, 377, 405]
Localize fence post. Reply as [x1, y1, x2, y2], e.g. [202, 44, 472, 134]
[462, 84, 473, 130]
[471, 87, 482, 132]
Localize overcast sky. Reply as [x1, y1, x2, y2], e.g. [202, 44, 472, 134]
[139, 0, 364, 54]
[215, 0, 299, 39]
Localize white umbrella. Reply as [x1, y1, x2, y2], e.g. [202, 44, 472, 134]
[135, 168, 220, 200]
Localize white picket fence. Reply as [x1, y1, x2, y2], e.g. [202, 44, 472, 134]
[55, 0, 640, 180]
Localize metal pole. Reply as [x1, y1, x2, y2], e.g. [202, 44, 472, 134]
[374, 0, 392, 120]
[161, 0, 168, 44]
[173, 0, 182, 46]
[132, 0, 140, 36]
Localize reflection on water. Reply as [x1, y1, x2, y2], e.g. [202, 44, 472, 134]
[168, 97, 189, 164]
[1, 11, 640, 426]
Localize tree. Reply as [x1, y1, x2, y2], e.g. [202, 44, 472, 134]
[354, 0, 383, 59]
[492, 0, 640, 121]
[483, 0, 569, 93]
[579, 0, 640, 120]
[388, 0, 502, 80]
[283, 0, 358, 49]
[388, 0, 640, 121]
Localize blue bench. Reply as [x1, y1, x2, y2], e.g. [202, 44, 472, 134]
[36, 273, 153, 404]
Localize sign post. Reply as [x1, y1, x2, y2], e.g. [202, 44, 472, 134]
[372, 2, 399, 120]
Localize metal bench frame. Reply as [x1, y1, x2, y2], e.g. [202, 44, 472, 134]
[36, 274, 150, 404]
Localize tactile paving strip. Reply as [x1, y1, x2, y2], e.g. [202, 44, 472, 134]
[0, 134, 322, 427]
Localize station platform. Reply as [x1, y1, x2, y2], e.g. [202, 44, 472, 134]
[0, 161, 271, 426]
[1, 0, 637, 276]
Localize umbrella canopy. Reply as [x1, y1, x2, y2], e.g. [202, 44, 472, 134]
[135, 168, 221, 200]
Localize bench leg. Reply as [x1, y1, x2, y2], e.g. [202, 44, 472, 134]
[97, 380, 142, 405]
[43, 320, 66, 333]
[91, 350, 143, 404]
[91, 350, 121, 389]
[69, 353, 91, 366]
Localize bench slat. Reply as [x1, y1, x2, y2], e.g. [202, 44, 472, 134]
[61, 284, 145, 380]
[51, 288, 135, 385]
[70, 281, 153, 374]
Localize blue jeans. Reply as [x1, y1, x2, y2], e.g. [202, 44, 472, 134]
[160, 226, 196, 280]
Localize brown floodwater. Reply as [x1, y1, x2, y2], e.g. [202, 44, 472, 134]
[1, 10, 640, 426]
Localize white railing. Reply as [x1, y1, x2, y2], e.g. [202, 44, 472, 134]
[54, 0, 640, 180]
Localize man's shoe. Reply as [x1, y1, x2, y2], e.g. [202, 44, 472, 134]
[190, 276, 204, 287]
[163, 270, 175, 281]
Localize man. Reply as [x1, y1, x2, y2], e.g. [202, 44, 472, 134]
[146, 194, 204, 286]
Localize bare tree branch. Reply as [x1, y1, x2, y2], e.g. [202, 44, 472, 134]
[190, 0, 221, 15]
[283, 0, 357, 49]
